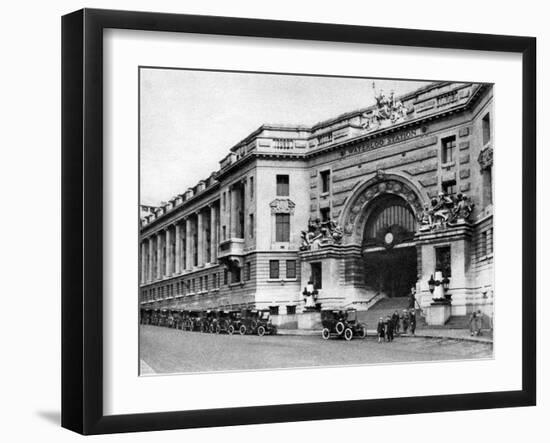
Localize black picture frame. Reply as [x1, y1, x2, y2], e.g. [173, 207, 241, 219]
[61, 8, 536, 435]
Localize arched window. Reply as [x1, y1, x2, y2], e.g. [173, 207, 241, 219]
[363, 195, 416, 247]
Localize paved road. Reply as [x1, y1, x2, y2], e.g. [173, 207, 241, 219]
[140, 325, 493, 374]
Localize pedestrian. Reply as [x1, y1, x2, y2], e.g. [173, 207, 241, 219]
[409, 308, 417, 335]
[475, 309, 483, 336]
[402, 309, 409, 334]
[391, 310, 400, 335]
[385, 315, 394, 342]
[468, 310, 477, 336]
[377, 317, 385, 343]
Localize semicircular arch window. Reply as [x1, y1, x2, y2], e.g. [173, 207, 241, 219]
[363, 194, 416, 248]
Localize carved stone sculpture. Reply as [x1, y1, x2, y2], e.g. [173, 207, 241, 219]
[418, 192, 474, 231]
[300, 217, 344, 250]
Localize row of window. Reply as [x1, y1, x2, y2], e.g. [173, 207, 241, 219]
[141, 273, 221, 302]
[269, 259, 297, 279]
[142, 259, 298, 301]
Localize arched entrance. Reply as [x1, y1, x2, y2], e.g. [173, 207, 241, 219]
[339, 173, 426, 300]
[361, 194, 418, 298]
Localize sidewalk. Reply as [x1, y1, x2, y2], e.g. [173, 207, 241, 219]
[277, 328, 493, 343]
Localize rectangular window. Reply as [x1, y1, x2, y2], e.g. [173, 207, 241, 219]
[249, 214, 254, 238]
[286, 305, 297, 315]
[320, 170, 331, 193]
[250, 176, 254, 199]
[212, 274, 217, 289]
[435, 246, 452, 277]
[223, 269, 228, 285]
[269, 260, 280, 279]
[222, 225, 227, 240]
[276, 174, 289, 196]
[320, 207, 331, 222]
[483, 166, 493, 206]
[487, 228, 493, 255]
[311, 262, 322, 289]
[441, 136, 456, 163]
[269, 306, 279, 315]
[222, 192, 226, 211]
[205, 275, 209, 291]
[480, 231, 487, 257]
[286, 260, 296, 279]
[231, 267, 241, 284]
[275, 213, 290, 242]
[245, 262, 251, 281]
[442, 179, 457, 196]
[482, 113, 491, 145]
[192, 278, 195, 293]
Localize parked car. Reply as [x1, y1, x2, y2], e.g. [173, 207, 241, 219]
[239, 309, 277, 336]
[212, 311, 232, 334]
[227, 311, 242, 335]
[321, 309, 367, 341]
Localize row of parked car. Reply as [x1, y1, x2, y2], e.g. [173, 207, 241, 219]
[141, 308, 277, 336]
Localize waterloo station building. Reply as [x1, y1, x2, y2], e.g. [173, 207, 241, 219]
[139, 81, 494, 327]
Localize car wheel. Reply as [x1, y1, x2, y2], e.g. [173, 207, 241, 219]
[321, 328, 330, 340]
[257, 326, 266, 336]
[228, 325, 235, 335]
[359, 326, 367, 338]
[335, 321, 345, 335]
[239, 325, 247, 335]
[344, 328, 353, 341]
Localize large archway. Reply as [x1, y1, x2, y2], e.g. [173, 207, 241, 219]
[361, 193, 418, 298]
[339, 173, 426, 299]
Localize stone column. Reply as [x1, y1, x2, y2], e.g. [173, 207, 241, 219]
[210, 204, 217, 264]
[174, 222, 181, 274]
[185, 217, 192, 270]
[242, 180, 247, 239]
[140, 242, 146, 284]
[197, 210, 205, 266]
[229, 186, 235, 238]
[156, 232, 163, 279]
[148, 237, 154, 282]
[165, 227, 172, 277]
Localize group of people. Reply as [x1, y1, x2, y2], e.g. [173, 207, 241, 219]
[377, 308, 417, 343]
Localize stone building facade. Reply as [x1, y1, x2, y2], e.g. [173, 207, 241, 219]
[139, 81, 494, 326]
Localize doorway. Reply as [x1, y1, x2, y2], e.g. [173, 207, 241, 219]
[363, 246, 417, 298]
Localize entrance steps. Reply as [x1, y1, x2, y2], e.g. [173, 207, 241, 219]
[358, 297, 411, 327]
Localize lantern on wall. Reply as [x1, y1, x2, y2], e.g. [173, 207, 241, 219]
[428, 274, 436, 294]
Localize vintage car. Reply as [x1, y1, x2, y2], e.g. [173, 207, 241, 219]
[166, 310, 176, 328]
[238, 309, 277, 336]
[140, 309, 153, 325]
[198, 310, 216, 333]
[321, 309, 367, 341]
[158, 309, 171, 327]
[151, 309, 161, 326]
[226, 311, 243, 335]
[171, 310, 184, 329]
[211, 310, 233, 334]
[183, 311, 201, 331]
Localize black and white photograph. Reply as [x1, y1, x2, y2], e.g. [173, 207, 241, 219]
[138, 69, 494, 375]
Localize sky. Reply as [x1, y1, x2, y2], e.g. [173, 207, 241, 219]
[140, 68, 432, 205]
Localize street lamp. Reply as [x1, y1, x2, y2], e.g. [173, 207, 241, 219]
[428, 274, 436, 293]
[442, 275, 450, 291]
[428, 271, 451, 301]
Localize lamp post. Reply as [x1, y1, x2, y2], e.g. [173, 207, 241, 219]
[428, 271, 450, 301]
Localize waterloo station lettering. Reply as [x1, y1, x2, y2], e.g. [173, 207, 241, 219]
[344, 128, 418, 156]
